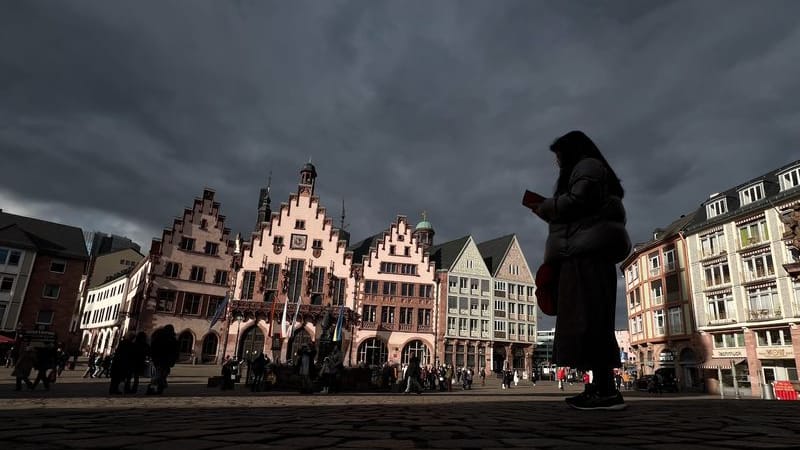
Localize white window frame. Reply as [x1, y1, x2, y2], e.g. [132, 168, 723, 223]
[50, 260, 66, 273]
[739, 183, 764, 206]
[703, 261, 731, 288]
[648, 252, 660, 276]
[669, 307, 683, 334]
[651, 280, 663, 305]
[779, 166, 800, 191]
[664, 249, 676, 271]
[700, 231, 725, 257]
[706, 198, 728, 218]
[741, 253, 775, 282]
[654, 310, 665, 335]
[738, 220, 769, 247]
[707, 293, 736, 322]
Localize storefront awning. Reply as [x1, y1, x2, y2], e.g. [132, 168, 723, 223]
[698, 358, 746, 369]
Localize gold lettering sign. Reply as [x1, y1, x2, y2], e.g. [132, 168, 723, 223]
[756, 347, 794, 359]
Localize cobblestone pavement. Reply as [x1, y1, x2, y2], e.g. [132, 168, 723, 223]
[1, 365, 798, 449]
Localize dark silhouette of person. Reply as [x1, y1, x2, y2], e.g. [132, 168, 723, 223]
[126, 332, 150, 394]
[250, 352, 268, 392]
[31, 343, 57, 391]
[527, 130, 631, 411]
[148, 325, 178, 395]
[109, 333, 135, 394]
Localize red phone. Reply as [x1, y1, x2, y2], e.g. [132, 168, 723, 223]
[522, 190, 545, 208]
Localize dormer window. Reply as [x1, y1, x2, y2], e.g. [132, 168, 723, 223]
[739, 183, 764, 206]
[779, 166, 800, 191]
[706, 198, 728, 218]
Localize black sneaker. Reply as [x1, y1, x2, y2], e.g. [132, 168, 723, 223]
[566, 384, 597, 405]
[567, 391, 627, 411]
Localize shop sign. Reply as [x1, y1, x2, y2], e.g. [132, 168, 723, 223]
[659, 350, 675, 363]
[756, 347, 794, 359]
[712, 349, 745, 358]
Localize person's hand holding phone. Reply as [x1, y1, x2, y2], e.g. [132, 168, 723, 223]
[522, 190, 545, 210]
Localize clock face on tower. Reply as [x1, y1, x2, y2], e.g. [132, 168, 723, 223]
[290, 233, 307, 250]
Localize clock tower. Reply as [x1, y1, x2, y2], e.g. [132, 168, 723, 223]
[299, 161, 317, 196]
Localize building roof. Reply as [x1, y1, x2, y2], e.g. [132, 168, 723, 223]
[622, 212, 696, 267]
[0, 211, 89, 260]
[476, 234, 515, 276]
[347, 232, 384, 264]
[685, 159, 800, 233]
[429, 235, 470, 271]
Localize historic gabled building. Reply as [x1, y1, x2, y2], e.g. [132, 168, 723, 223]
[142, 189, 236, 363]
[348, 215, 437, 367]
[431, 235, 494, 372]
[226, 163, 356, 363]
[621, 213, 701, 389]
[478, 234, 537, 375]
[684, 160, 800, 396]
[0, 211, 89, 351]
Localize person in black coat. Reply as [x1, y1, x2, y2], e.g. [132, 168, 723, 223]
[125, 332, 150, 394]
[148, 325, 178, 395]
[528, 130, 631, 411]
[31, 343, 57, 391]
[109, 333, 135, 394]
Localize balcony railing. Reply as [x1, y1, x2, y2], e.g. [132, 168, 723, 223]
[481, 310, 490, 317]
[494, 331, 506, 339]
[379, 322, 396, 331]
[746, 308, 782, 322]
[418, 325, 432, 333]
[740, 270, 775, 284]
[649, 267, 661, 277]
[700, 247, 726, 259]
[739, 236, 768, 250]
[398, 323, 412, 332]
[652, 295, 663, 305]
[664, 261, 676, 272]
[707, 317, 737, 326]
[361, 321, 377, 330]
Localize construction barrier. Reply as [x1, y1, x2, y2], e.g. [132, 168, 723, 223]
[773, 381, 798, 401]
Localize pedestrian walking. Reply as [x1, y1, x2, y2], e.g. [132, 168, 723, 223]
[31, 343, 57, 391]
[147, 325, 178, 395]
[109, 333, 135, 395]
[125, 332, 149, 394]
[404, 355, 423, 394]
[250, 352, 267, 392]
[526, 130, 631, 411]
[12, 345, 36, 391]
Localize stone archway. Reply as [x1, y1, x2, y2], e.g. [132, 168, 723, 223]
[201, 333, 219, 363]
[679, 347, 699, 391]
[493, 345, 507, 373]
[177, 331, 194, 362]
[238, 325, 265, 361]
[287, 328, 312, 361]
[401, 340, 429, 365]
[357, 338, 388, 367]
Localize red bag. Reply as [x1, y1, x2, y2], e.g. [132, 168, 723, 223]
[535, 262, 559, 316]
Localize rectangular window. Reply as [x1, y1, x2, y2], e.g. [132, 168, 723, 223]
[447, 317, 457, 334]
[364, 279, 379, 295]
[241, 271, 256, 300]
[738, 220, 769, 247]
[448, 278, 457, 290]
[213, 270, 228, 285]
[401, 283, 414, 297]
[36, 310, 54, 325]
[156, 290, 177, 312]
[400, 264, 417, 275]
[331, 277, 346, 306]
[703, 261, 731, 288]
[311, 267, 325, 294]
[654, 310, 665, 335]
[264, 263, 280, 291]
[380, 262, 396, 274]
[207, 296, 223, 318]
[665, 274, 680, 302]
[189, 266, 206, 282]
[669, 307, 683, 334]
[389, 245, 396, 255]
[204, 242, 218, 255]
[417, 308, 431, 326]
[312, 239, 323, 249]
[7, 250, 21, 266]
[747, 286, 779, 320]
[494, 281, 506, 298]
[362, 304, 377, 322]
[707, 293, 735, 322]
[381, 306, 395, 324]
[494, 300, 506, 311]
[404, 246, 410, 256]
[0, 276, 13, 293]
[295, 220, 305, 230]
[700, 231, 725, 257]
[459, 318, 468, 333]
[273, 236, 284, 246]
[651, 280, 663, 305]
[713, 332, 745, 348]
[179, 237, 195, 251]
[756, 328, 792, 346]
[739, 183, 764, 206]
[663, 248, 676, 271]
[470, 298, 479, 314]
[418, 284, 432, 298]
[42, 284, 60, 299]
[164, 262, 180, 278]
[382, 281, 397, 296]
[50, 260, 66, 273]
[780, 166, 800, 191]
[742, 253, 775, 282]
[706, 198, 728, 218]
[448, 296, 458, 311]
[0, 248, 7, 264]
[183, 293, 202, 315]
[494, 320, 506, 332]
[399, 307, 413, 324]
[648, 252, 660, 276]
[287, 259, 305, 302]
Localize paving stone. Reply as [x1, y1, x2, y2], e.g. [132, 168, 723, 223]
[124, 438, 223, 450]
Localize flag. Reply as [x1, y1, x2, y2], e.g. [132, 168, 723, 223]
[280, 300, 289, 338]
[267, 296, 277, 336]
[289, 296, 301, 338]
[209, 293, 229, 330]
[332, 303, 345, 342]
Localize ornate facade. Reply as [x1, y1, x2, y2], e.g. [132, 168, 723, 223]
[225, 163, 356, 363]
[142, 189, 236, 363]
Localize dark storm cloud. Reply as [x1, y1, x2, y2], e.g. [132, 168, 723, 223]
[3, 0, 800, 328]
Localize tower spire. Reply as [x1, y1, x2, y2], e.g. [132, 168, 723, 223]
[340, 198, 346, 230]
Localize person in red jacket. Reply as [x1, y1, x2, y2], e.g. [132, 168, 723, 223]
[557, 367, 566, 390]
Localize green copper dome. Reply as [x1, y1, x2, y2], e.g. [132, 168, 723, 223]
[415, 211, 433, 231]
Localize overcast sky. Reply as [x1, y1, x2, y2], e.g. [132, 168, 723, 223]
[2, 1, 799, 329]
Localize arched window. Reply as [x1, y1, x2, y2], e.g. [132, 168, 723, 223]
[401, 340, 429, 365]
[357, 338, 388, 366]
[238, 326, 265, 360]
[177, 331, 194, 358]
[202, 333, 218, 363]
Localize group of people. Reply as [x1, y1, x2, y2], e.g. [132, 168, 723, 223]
[11, 342, 60, 391]
[378, 362, 483, 393]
